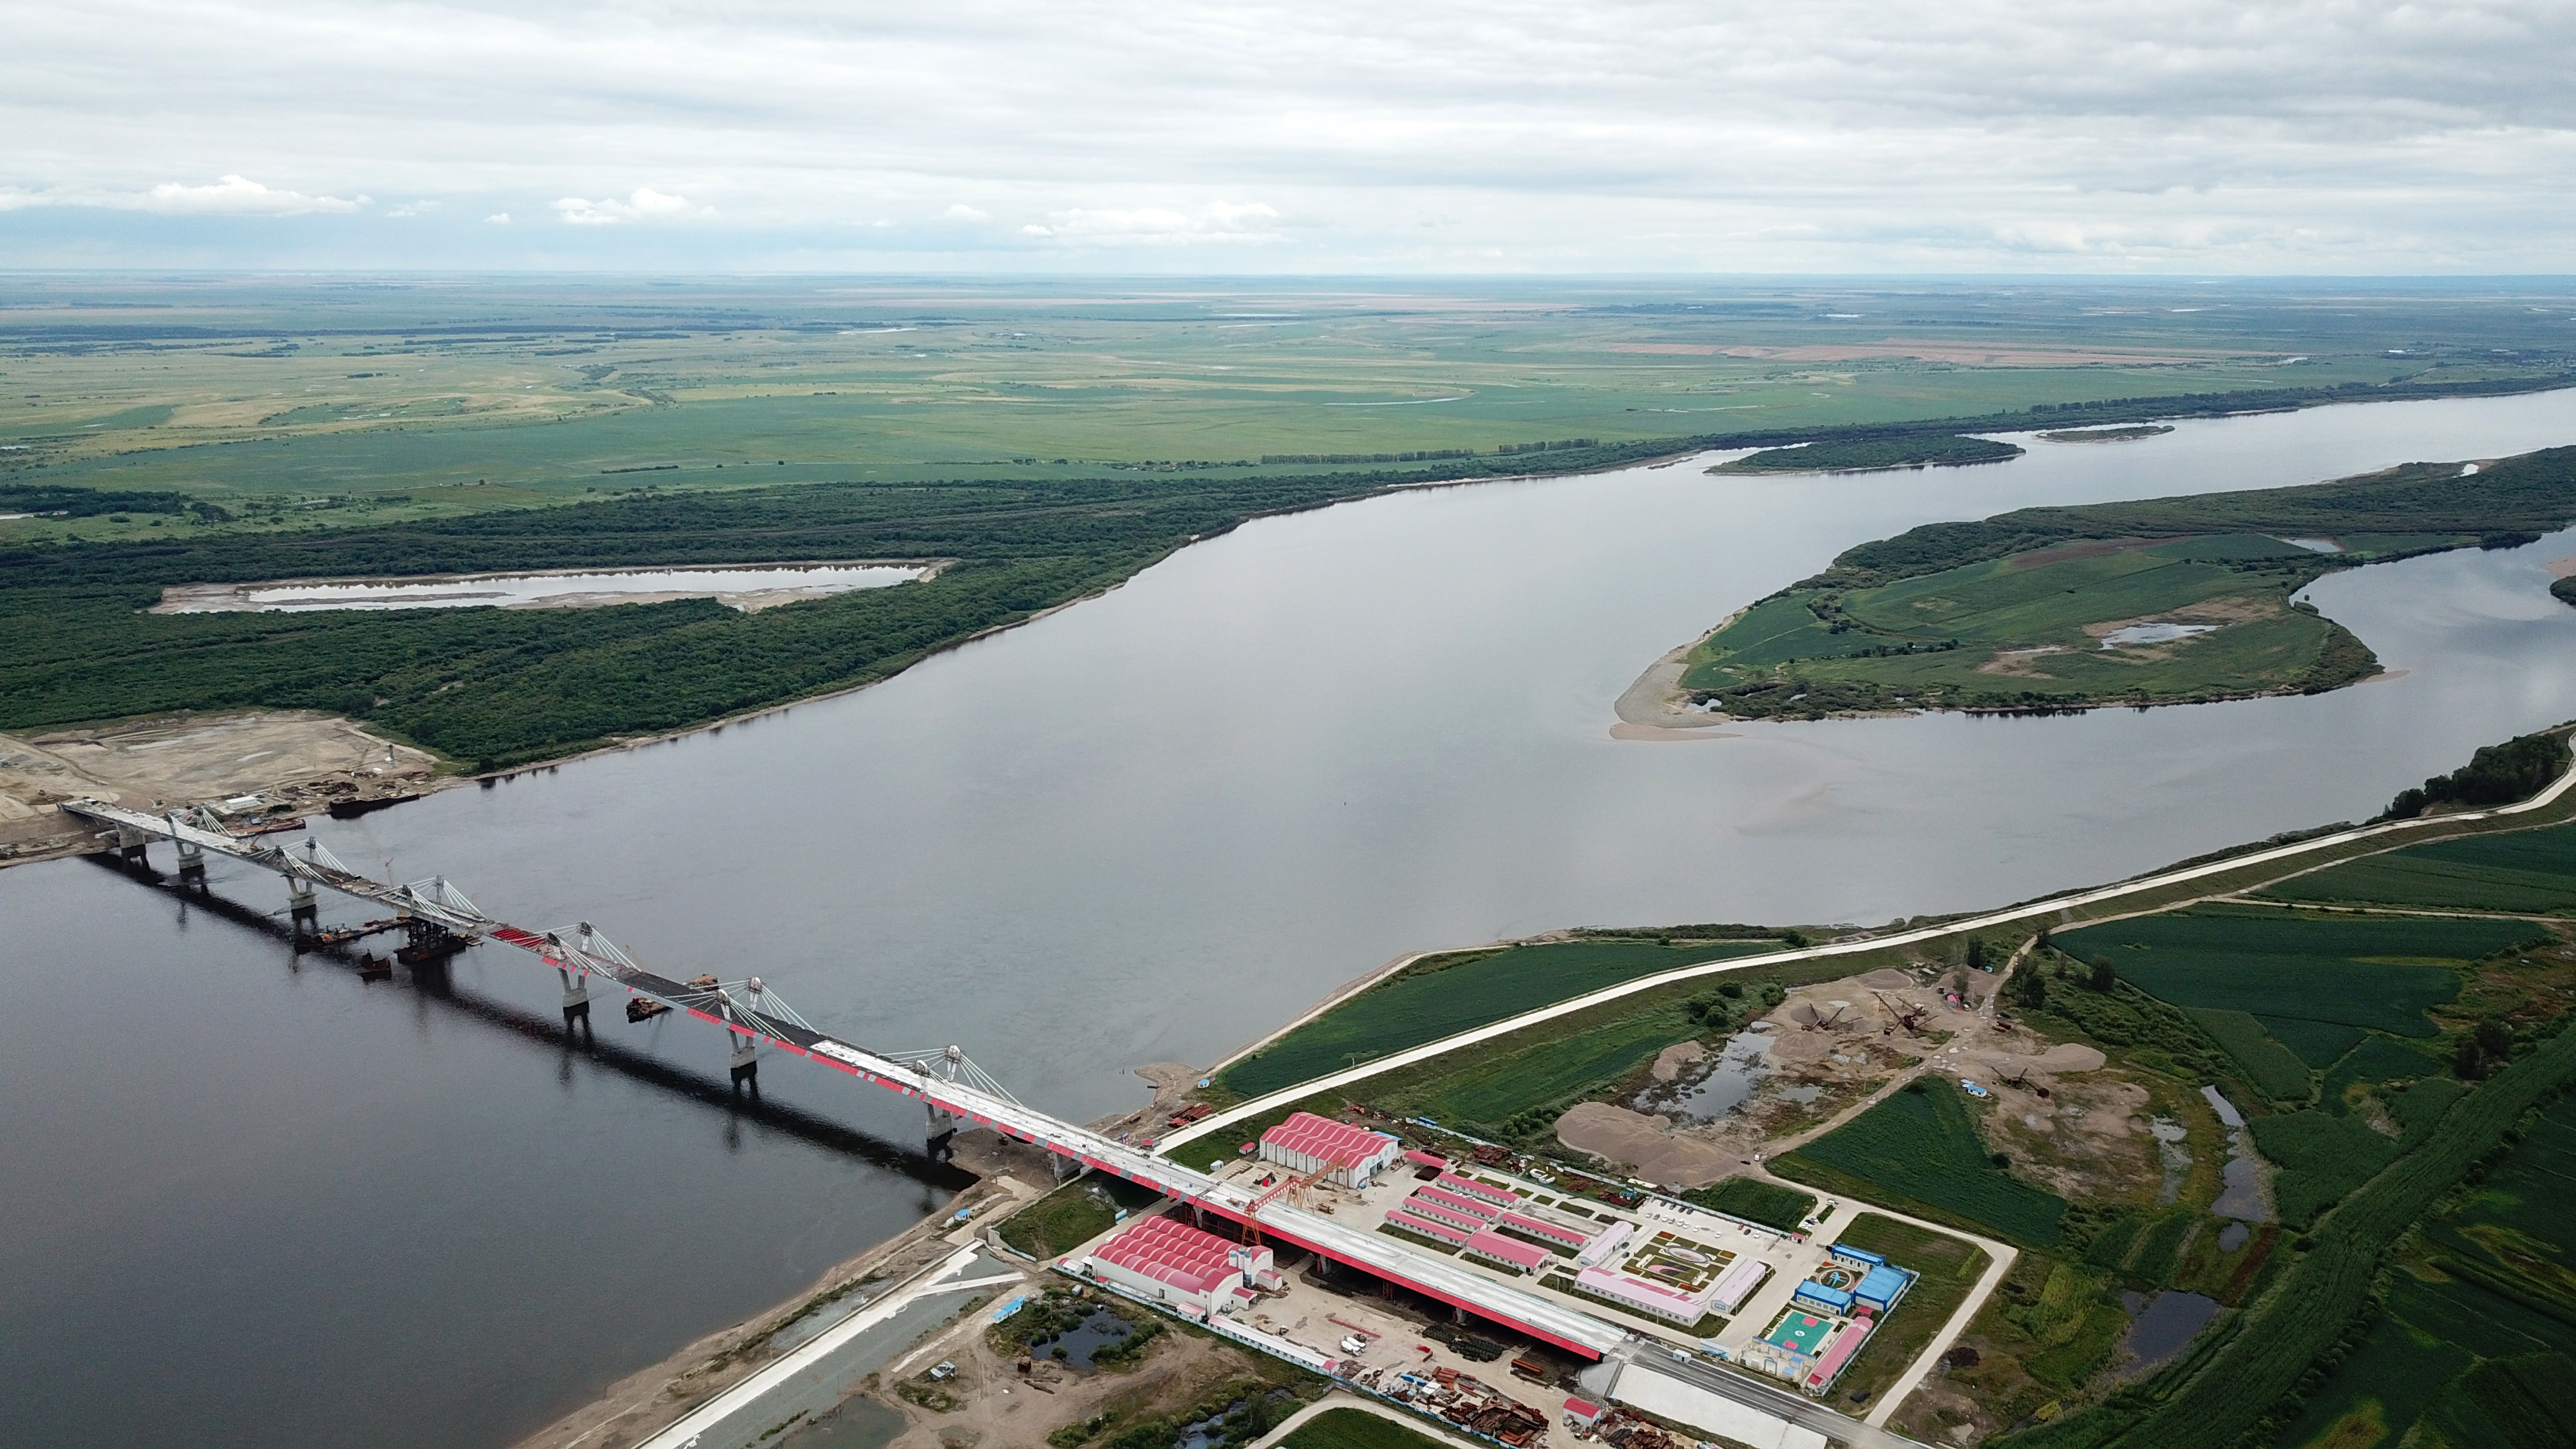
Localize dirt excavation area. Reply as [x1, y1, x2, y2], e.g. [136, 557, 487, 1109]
[1555, 966, 2118, 1191]
[0, 711, 442, 864]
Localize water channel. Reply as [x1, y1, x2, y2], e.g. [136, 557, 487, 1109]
[8, 389, 2576, 1446]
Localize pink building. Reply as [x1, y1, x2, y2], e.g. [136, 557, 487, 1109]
[1086, 1216, 1278, 1317]
[1258, 1113, 1403, 1187]
[1462, 1227, 1554, 1276]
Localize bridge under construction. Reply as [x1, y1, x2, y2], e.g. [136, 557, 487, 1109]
[66, 800, 1628, 1361]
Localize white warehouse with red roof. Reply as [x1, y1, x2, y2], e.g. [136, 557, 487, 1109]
[1083, 1215, 1282, 1318]
[1258, 1112, 1403, 1187]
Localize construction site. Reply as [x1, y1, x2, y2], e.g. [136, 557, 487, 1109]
[0, 711, 443, 865]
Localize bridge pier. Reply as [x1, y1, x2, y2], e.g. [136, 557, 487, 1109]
[115, 823, 151, 866]
[729, 1033, 759, 1096]
[287, 875, 318, 935]
[397, 916, 468, 967]
[558, 967, 592, 1040]
[175, 836, 207, 888]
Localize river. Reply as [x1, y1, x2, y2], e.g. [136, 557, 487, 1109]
[6, 388, 2576, 1447]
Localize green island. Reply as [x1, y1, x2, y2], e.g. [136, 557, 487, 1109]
[1171, 728, 2576, 1448]
[1668, 445, 2576, 721]
[1712, 434, 2026, 473]
[2041, 426, 2175, 444]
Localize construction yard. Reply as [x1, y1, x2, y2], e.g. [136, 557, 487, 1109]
[0, 710, 444, 864]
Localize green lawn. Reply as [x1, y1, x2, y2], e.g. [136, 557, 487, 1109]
[1220, 940, 1776, 1099]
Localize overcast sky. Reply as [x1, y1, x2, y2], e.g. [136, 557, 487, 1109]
[4, 0, 2570, 272]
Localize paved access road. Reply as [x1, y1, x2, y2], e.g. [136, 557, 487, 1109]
[1165, 759, 2576, 1157]
[1610, 1341, 1926, 1449]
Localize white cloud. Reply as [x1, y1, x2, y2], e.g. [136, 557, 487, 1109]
[142, 175, 367, 214]
[551, 188, 713, 225]
[387, 200, 438, 217]
[486, 212, 511, 224]
[1027, 202, 1282, 247]
[1, 1, 2571, 269]
[0, 175, 366, 215]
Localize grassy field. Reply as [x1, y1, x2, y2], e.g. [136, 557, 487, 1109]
[1217, 939, 1779, 1099]
[2260, 1095, 2576, 1448]
[994, 1173, 1167, 1259]
[1681, 1177, 1816, 1232]
[1677, 447, 2576, 720]
[9, 276, 2568, 545]
[1278, 1406, 1452, 1449]
[2055, 909, 2543, 1056]
[2261, 822, 2576, 914]
[1774, 1079, 2069, 1247]
[1999, 1011, 2576, 1449]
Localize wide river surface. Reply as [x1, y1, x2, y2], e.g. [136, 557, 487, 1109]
[9, 389, 2576, 1447]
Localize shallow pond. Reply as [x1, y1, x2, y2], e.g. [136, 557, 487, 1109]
[2117, 1290, 2223, 1377]
[1030, 1307, 1139, 1370]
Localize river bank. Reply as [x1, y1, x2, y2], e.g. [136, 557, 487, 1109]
[15, 386, 2576, 1449]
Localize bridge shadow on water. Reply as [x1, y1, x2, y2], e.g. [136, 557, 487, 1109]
[83, 853, 978, 1192]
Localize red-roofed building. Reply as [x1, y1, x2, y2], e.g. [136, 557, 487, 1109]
[1258, 1112, 1403, 1188]
[1493, 1211, 1591, 1251]
[1411, 1184, 1502, 1223]
[1462, 1227, 1553, 1276]
[1085, 1215, 1278, 1317]
[1387, 1209, 1473, 1244]
[1436, 1171, 1520, 1207]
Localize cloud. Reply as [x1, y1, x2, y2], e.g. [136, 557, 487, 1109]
[486, 212, 511, 224]
[551, 188, 713, 225]
[1024, 202, 1282, 246]
[0, 175, 366, 215]
[386, 200, 438, 218]
[1, 0, 2571, 269]
[142, 175, 367, 214]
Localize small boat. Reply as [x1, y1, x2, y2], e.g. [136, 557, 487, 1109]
[626, 996, 671, 1023]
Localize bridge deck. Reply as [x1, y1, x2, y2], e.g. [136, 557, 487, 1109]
[62, 801, 1627, 1359]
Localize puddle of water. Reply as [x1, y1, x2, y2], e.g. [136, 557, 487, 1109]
[2202, 1086, 2274, 1224]
[2149, 1117, 2193, 1206]
[1774, 1083, 1824, 1105]
[2116, 1291, 2222, 1377]
[772, 1287, 874, 1352]
[2100, 622, 2219, 649]
[1030, 1307, 1138, 1370]
[777, 1394, 908, 1449]
[156, 563, 929, 614]
[1648, 1032, 1778, 1119]
[2217, 1222, 2250, 1252]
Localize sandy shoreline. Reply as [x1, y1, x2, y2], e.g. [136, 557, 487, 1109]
[1608, 606, 1744, 741]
